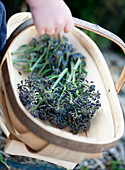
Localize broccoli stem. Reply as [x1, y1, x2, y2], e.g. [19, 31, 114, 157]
[51, 68, 68, 89]
[29, 48, 47, 72]
[12, 59, 30, 63]
[68, 58, 81, 83]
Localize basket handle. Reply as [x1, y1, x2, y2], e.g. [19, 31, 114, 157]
[73, 18, 125, 94]
[73, 18, 125, 53]
[0, 17, 125, 93]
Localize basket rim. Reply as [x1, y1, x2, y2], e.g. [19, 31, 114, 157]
[1, 15, 124, 152]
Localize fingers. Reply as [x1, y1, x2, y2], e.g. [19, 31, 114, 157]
[35, 19, 64, 35]
[45, 27, 55, 35]
[39, 29, 45, 35]
[55, 22, 64, 34]
[37, 26, 55, 35]
[33, 14, 74, 35]
[64, 21, 74, 33]
[37, 21, 74, 35]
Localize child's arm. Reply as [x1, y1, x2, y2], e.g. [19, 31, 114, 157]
[25, 0, 74, 35]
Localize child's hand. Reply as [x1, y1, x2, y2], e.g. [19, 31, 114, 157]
[26, 0, 74, 35]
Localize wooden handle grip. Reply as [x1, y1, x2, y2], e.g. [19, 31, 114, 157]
[0, 17, 125, 93]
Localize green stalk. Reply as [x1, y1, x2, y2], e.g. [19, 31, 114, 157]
[13, 62, 24, 67]
[11, 44, 44, 55]
[65, 89, 73, 104]
[12, 59, 30, 63]
[66, 52, 70, 63]
[11, 47, 35, 55]
[68, 58, 81, 83]
[73, 57, 81, 70]
[49, 43, 61, 58]
[51, 68, 68, 89]
[82, 67, 88, 75]
[40, 68, 51, 77]
[67, 61, 74, 82]
[73, 71, 75, 84]
[57, 85, 66, 109]
[29, 48, 47, 72]
[35, 63, 48, 77]
[19, 54, 27, 59]
[49, 75, 59, 81]
[40, 93, 50, 105]
[18, 44, 27, 50]
[58, 55, 63, 69]
[46, 42, 51, 59]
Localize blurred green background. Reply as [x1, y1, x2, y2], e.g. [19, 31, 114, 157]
[1, 0, 125, 53]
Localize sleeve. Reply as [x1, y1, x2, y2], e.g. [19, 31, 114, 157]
[0, 1, 7, 52]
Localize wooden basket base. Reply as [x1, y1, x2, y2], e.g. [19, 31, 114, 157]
[5, 134, 102, 169]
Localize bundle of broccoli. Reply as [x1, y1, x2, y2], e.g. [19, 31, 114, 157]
[12, 34, 101, 134]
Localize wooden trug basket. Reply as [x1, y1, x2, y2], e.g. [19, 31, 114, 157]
[0, 12, 125, 169]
